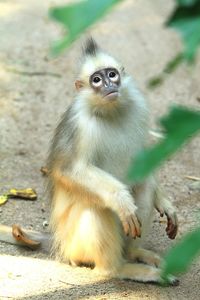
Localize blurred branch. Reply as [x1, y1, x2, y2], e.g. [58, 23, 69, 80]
[6, 67, 61, 78]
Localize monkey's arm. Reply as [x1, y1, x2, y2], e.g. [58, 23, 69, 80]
[53, 164, 141, 238]
[154, 187, 178, 239]
[0, 224, 51, 251]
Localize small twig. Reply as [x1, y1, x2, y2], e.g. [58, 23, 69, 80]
[59, 280, 79, 286]
[184, 175, 200, 181]
[0, 296, 15, 299]
[5, 67, 62, 78]
[149, 129, 165, 139]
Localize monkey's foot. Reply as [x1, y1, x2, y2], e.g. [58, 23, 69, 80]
[160, 274, 180, 286]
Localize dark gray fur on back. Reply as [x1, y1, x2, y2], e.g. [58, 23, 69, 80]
[83, 37, 99, 57]
[47, 103, 78, 173]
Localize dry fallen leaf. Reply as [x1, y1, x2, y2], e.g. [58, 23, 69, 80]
[40, 166, 49, 176]
[12, 224, 41, 250]
[0, 194, 8, 205]
[8, 188, 37, 200]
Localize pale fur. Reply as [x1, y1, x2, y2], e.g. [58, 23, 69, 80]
[48, 43, 178, 284]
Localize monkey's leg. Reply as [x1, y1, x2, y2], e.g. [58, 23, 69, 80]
[68, 207, 161, 283]
[93, 222, 177, 285]
[50, 191, 158, 284]
[119, 262, 161, 282]
[126, 245, 161, 267]
[154, 187, 178, 239]
[51, 191, 177, 285]
[118, 261, 178, 285]
[95, 236, 178, 285]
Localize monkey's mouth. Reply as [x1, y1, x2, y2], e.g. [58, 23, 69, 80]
[103, 90, 119, 100]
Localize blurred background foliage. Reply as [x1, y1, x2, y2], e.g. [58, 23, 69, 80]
[49, 0, 122, 55]
[49, 0, 200, 284]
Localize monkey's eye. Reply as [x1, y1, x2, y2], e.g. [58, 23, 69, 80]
[92, 76, 102, 87]
[109, 71, 116, 78]
[108, 71, 119, 82]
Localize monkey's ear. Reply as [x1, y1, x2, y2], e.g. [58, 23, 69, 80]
[75, 80, 84, 91]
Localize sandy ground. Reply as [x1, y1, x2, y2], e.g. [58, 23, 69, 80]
[0, 0, 200, 299]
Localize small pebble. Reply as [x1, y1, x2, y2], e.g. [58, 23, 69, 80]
[43, 220, 49, 228]
[189, 182, 200, 191]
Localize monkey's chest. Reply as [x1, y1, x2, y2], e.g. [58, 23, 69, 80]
[97, 145, 136, 182]
[79, 122, 143, 182]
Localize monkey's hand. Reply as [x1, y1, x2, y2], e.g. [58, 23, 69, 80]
[115, 190, 141, 239]
[157, 207, 178, 240]
[154, 187, 178, 239]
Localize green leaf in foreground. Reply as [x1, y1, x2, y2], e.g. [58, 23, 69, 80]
[167, 1, 200, 61]
[49, 0, 122, 55]
[161, 228, 200, 282]
[177, 0, 200, 6]
[128, 106, 200, 182]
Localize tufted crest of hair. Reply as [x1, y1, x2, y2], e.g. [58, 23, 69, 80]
[80, 39, 121, 81]
[82, 37, 99, 57]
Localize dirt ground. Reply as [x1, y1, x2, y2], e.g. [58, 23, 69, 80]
[0, 0, 200, 299]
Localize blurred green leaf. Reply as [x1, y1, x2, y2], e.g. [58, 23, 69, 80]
[147, 76, 164, 88]
[163, 53, 184, 73]
[128, 106, 200, 182]
[49, 0, 122, 55]
[147, 53, 183, 89]
[161, 228, 200, 282]
[167, 0, 200, 61]
[177, 0, 199, 6]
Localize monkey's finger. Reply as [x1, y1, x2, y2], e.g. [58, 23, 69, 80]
[155, 205, 164, 217]
[166, 223, 178, 239]
[128, 217, 137, 238]
[166, 212, 178, 225]
[130, 215, 141, 238]
[167, 226, 177, 239]
[166, 218, 173, 234]
[123, 220, 131, 237]
[172, 213, 178, 228]
[169, 226, 178, 239]
[165, 213, 178, 239]
[123, 216, 136, 238]
[135, 212, 142, 228]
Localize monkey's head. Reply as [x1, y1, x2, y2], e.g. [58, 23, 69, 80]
[75, 38, 130, 117]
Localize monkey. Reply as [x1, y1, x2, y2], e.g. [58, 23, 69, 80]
[0, 38, 178, 285]
[46, 38, 178, 284]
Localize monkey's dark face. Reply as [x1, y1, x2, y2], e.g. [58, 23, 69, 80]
[89, 68, 120, 101]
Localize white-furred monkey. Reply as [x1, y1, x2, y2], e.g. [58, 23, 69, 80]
[0, 38, 178, 284]
[46, 38, 178, 285]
